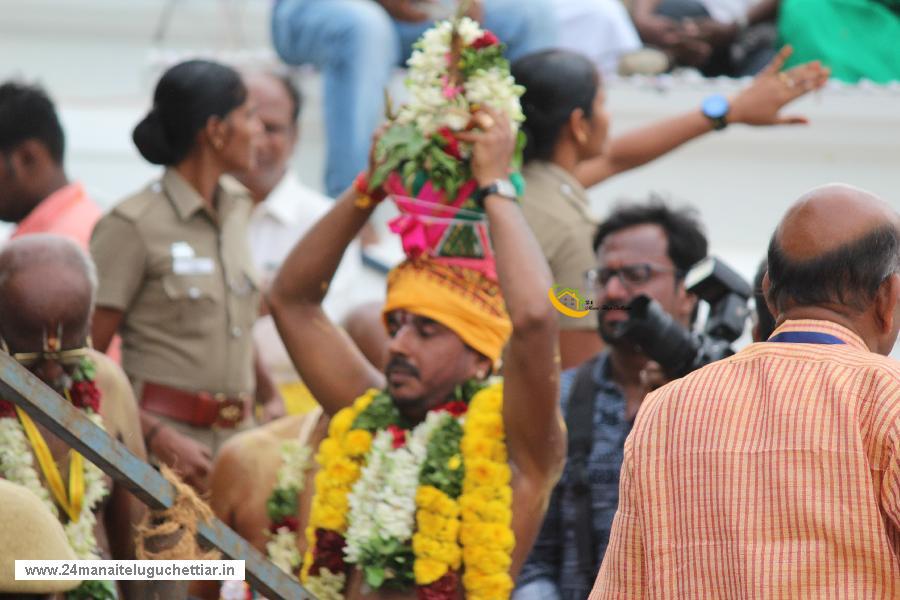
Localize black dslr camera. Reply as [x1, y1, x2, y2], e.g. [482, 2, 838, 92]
[609, 256, 752, 379]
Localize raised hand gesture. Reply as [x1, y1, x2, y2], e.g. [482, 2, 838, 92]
[730, 45, 830, 126]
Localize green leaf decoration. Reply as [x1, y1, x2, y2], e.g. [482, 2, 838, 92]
[351, 392, 407, 432]
[266, 487, 299, 523]
[67, 580, 117, 600]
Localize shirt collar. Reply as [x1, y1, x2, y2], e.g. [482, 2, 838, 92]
[162, 168, 245, 223]
[768, 319, 869, 351]
[162, 168, 206, 220]
[18, 181, 84, 225]
[255, 175, 300, 225]
[591, 350, 621, 392]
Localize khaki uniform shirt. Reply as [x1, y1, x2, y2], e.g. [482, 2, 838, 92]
[90, 169, 260, 397]
[520, 161, 599, 330]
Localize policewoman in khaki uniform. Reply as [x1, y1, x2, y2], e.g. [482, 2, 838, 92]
[90, 60, 265, 493]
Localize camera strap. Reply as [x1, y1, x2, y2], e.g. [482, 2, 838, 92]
[566, 353, 603, 584]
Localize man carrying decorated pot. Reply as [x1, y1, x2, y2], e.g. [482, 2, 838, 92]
[267, 99, 564, 600]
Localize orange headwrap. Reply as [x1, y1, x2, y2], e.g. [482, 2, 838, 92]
[382, 259, 512, 364]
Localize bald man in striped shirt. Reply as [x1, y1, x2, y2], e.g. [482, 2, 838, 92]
[592, 183, 900, 599]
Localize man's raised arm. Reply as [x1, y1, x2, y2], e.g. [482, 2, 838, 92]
[268, 183, 385, 417]
[457, 108, 566, 479]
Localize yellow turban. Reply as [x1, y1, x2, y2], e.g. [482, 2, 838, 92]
[383, 259, 512, 364]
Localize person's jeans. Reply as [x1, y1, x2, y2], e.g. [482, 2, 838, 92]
[272, 0, 557, 197]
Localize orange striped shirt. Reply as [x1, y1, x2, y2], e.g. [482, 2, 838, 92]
[591, 319, 900, 599]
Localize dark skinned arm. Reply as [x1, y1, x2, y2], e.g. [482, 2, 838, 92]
[91, 306, 122, 353]
[268, 186, 384, 418]
[575, 46, 829, 188]
[457, 108, 566, 480]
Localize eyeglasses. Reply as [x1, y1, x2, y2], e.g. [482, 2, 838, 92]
[585, 263, 681, 292]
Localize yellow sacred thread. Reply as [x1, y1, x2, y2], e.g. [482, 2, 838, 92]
[15, 406, 85, 522]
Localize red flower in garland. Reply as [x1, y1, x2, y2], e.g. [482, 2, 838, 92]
[435, 401, 468, 417]
[269, 515, 299, 534]
[0, 399, 16, 419]
[471, 31, 499, 49]
[387, 424, 408, 449]
[70, 380, 101, 413]
[418, 570, 459, 600]
[310, 529, 347, 575]
[436, 127, 462, 160]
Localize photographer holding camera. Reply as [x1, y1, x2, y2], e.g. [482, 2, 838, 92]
[515, 200, 709, 600]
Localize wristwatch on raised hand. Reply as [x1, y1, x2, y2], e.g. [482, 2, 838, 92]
[474, 178, 518, 207]
[701, 94, 730, 131]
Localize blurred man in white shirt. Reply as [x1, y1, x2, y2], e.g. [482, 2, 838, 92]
[237, 70, 383, 410]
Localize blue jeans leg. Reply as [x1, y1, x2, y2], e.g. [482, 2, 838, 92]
[394, 0, 558, 63]
[272, 0, 400, 197]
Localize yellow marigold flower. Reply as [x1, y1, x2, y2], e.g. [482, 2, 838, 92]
[460, 436, 503, 462]
[328, 407, 356, 438]
[464, 573, 512, 599]
[436, 496, 460, 519]
[465, 457, 498, 487]
[315, 438, 342, 466]
[447, 454, 462, 470]
[414, 558, 448, 585]
[465, 413, 503, 439]
[327, 457, 361, 485]
[412, 533, 443, 560]
[440, 542, 462, 569]
[416, 511, 443, 538]
[469, 383, 503, 413]
[480, 500, 511, 524]
[316, 505, 346, 531]
[463, 547, 511, 573]
[416, 485, 444, 510]
[343, 429, 372, 457]
[353, 390, 377, 412]
[438, 516, 460, 541]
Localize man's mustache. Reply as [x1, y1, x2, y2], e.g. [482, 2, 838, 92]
[385, 356, 420, 379]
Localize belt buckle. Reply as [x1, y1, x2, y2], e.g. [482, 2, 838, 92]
[215, 394, 243, 429]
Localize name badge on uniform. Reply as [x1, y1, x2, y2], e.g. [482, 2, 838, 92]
[171, 242, 215, 275]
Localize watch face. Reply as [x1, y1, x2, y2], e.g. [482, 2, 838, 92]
[702, 95, 729, 119]
[495, 179, 517, 198]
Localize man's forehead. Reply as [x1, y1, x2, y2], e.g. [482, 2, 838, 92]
[597, 223, 670, 264]
[385, 309, 438, 325]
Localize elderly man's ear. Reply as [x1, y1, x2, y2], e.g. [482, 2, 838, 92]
[874, 273, 900, 338]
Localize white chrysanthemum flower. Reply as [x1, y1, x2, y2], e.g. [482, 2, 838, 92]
[266, 529, 302, 573]
[456, 17, 483, 45]
[306, 569, 347, 600]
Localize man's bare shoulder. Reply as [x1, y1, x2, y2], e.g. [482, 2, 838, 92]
[217, 410, 325, 471]
[87, 349, 146, 459]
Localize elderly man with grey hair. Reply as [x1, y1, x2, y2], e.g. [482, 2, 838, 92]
[0, 234, 150, 599]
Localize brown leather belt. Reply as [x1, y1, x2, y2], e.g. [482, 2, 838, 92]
[141, 382, 250, 429]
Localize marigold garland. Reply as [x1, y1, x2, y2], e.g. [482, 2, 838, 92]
[302, 381, 511, 599]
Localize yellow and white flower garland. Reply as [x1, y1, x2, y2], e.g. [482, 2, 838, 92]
[302, 383, 514, 599]
[0, 411, 109, 560]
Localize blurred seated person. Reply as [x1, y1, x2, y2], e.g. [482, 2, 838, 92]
[552, 0, 664, 78]
[271, 0, 558, 198]
[779, 0, 900, 84]
[512, 47, 828, 368]
[631, 0, 779, 76]
[236, 70, 381, 414]
[0, 81, 100, 250]
[0, 235, 149, 599]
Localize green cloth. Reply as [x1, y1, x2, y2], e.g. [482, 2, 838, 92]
[779, 0, 900, 83]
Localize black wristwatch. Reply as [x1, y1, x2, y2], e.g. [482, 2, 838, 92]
[701, 94, 730, 131]
[473, 178, 518, 207]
